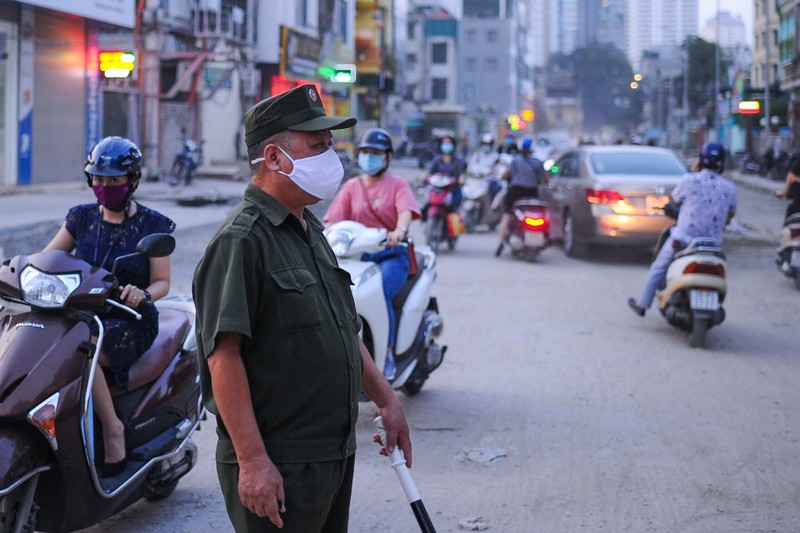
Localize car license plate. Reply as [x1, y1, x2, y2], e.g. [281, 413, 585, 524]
[689, 289, 719, 311]
[646, 195, 670, 213]
[524, 231, 545, 247]
[791, 250, 800, 268]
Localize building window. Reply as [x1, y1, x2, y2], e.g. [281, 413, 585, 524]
[466, 29, 477, 42]
[432, 78, 448, 100]
[487, 30, 498, 43]
[485, 57, 497, 71]
[408, 21, 416, 40]
[432, 43, 447, 64]
[464, 83, 475, 101]
[466, 57, 477, 71]
[407, 53, 417, 68]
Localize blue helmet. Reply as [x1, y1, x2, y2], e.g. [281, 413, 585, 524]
[358, 128, 393, 153]
[84, 136, 143, 185]
[518, 135, 534, 152]
[699, 142, 725, 171]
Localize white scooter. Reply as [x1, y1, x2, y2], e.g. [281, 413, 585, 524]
[325, 221, 446, 395]
[656, 237, 727, 348]
[461, 172, 506, 233]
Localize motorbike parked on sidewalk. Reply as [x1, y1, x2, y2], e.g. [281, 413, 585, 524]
[776, 213, 800, 289]
[0, 234, 203, 532]
[165, 137, 204, 187]
[421, 173, 462, 253]
[460, 172, 506, 233]
[652, 206, 727, 348]
[324, 221, 446, 396]
[502, 198, 550, 262]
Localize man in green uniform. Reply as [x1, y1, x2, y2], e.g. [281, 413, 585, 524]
[193, 84, 412, 532]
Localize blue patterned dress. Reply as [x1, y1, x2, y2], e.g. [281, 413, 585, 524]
[65, 203, 176, 388]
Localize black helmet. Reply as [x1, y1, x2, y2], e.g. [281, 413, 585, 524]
[358, 128, 393, 153]
[84, 136, 143, 186]
[699, 141, 725, 172]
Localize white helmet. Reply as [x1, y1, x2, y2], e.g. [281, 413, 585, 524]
[480, 133, 494, 145]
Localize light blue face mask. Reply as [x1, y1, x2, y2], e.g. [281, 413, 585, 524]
[440, 143, 454, 154]
[358, 152, 386, 176]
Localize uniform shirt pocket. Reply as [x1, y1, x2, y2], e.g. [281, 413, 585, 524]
[270, 267, 324, 333]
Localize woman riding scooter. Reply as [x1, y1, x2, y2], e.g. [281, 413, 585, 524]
[43, 136, 176, 476]
[325, 128, 421, 380]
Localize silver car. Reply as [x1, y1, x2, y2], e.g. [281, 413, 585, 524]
[540, 145, 688, 256]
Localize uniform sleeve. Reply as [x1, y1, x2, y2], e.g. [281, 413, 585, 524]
[324, 179, 356, 223]
[728, 183, 738, 215]
[193, 227, 262, 359]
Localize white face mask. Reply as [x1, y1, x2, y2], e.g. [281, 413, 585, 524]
[251, 146, 344, 200]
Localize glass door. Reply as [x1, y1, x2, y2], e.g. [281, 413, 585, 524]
[0, 21, 18, 187]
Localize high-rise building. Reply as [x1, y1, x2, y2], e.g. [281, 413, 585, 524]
[459, 0, 533, 139]
[700, 10, 747, 50]
[627, 0, 697, 70]
[579, 0, 626, 54]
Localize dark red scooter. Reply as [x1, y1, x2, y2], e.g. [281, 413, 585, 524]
[0, 234, 203, 532]
[504, 198, 550, 262]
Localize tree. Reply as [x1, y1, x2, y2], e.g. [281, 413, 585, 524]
[682, 36, 729, 118]
[547, 42, 643, 136]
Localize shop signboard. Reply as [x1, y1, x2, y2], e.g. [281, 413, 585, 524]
[17, 0, 134, 28]
[279, 26, 321, 80]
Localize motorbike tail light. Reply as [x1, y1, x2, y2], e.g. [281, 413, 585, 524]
[28, 392, 60, 451]
[684, 262, 725, 277]
[523, 216, 547, 231]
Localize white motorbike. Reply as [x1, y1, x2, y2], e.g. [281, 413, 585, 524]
[460, 172, 506, 233]
[776, 213, 800, 289]
[656, 237, 727, 348]
[324, 221, 446, 395]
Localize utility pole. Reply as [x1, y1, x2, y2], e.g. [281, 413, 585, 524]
[714, 0, 720, 143]
[764, 0, 771, 151]
[683, 47, 689, 152]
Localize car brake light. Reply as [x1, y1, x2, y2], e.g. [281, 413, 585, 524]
[684, 262, 725, 277]
[586, 189, 630, 205]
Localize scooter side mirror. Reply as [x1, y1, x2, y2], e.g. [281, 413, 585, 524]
[111, 233, 176, 274]
[136, 233, 176, 258]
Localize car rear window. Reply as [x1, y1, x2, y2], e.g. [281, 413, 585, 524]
[589, 152, 687, 175]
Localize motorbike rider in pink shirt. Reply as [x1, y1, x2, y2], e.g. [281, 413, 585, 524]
[325, 128, 421, 379]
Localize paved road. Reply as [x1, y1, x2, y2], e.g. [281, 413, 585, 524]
[3, 158, 798, 532]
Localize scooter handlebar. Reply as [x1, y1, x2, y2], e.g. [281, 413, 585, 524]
[106, 298, 143, 321]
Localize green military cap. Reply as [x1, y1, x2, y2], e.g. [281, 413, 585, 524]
[244, 84, 357, 147]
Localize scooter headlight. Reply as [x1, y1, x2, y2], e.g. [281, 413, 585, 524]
[325, 229, 356, 257]
[19, 265, 81, 308]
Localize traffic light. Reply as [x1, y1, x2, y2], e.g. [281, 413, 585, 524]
[319, 64, 357, 83]
[520, 109, 535, 122]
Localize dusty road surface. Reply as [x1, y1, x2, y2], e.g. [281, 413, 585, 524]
[12, 163, 796, 532]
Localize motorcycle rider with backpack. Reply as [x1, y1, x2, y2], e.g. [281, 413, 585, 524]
[325, 128, 421, 380]
[628, 142, 737, 317]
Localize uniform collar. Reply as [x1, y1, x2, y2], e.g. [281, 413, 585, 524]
[243, 183, 324, 232]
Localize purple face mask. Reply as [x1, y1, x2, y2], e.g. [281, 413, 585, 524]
[92, 182, 131, 212]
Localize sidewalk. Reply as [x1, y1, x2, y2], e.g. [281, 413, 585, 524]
[0, 173, 250, 235]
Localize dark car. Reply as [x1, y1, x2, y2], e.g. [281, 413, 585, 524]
[540, 145, 688, 256]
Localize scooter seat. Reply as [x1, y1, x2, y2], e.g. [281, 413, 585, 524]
[110, 307, 191, 396]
